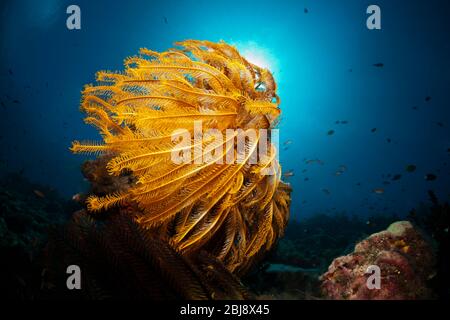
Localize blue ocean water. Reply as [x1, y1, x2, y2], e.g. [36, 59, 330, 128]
[1, 0, 449, 220]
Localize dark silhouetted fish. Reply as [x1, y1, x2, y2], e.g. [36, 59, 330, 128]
[425, 96, 432, 102]
[283, 170, 294, 178]
[304, 177, 309, 181]
[436, 122, 444, 127]
[8, 69, 13, 75]
[386, 138, 391, 143]
[405, 164, 416, 173]
[412, 106, 418, 110]
[341, 120, 348, 124]
[327, 129, 335, 135]
[373, 63, 384, 67]
[322, 188, 331, 195]
[383, 181, 391, 185]
[424, 174, 437, 181]
[305, 159, 324, 165]
[304, 8, 308, 13]
[372, 188, 385, 194]
[12, 100, 20, 104]
[33, 190, 45, 198]
[392, 174, 402, 181]
[164, 17, 168, 24]
[371, 128, 377, 133]
[335, 120, 340, 124]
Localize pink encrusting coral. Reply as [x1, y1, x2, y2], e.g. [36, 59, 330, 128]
[320, 221, 435, 300]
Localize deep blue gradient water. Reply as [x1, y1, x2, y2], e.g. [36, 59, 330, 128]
[1, 0, 449, 220]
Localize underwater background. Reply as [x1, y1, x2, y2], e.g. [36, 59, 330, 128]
[0, 0, 449, 301]
[1, 0, 449, 221]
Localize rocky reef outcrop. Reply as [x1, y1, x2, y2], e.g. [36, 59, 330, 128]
[320, 221, 435, 300]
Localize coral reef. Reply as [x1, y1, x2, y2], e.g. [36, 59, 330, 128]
[0, 173, 74, 299]
[270, 213, 400, 270]
[320, 221, 435, 300]
[42, 210, 250, 300]
[408, 190, 449, 299]
[243, 213, 400, 299]
[71, 40, 291, 273]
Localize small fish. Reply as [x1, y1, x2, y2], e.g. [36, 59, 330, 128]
[12, 99, 20, 104]
[371, 128, 377, 133]
[424, 174, 437, 181]
[392, 174, 402, 181]
[327, 129, 335, 135]
[335, 120, 340, 124]
[425, 96, 432, 102]
[283, 140, 292, 146]
[335, 171, 343, 176]
[322, 188, 331, 195]
[338, 165, 347, 172]
[283, 170, 294, 178]
[383, 181, 391, 185]
[356, 182, 361, 186]
[164, 16, 168, 24]
[373, 63, 384, 68]
[33, 190, 45, 198]
[304, 177, 309, 181]
[405, 164, 416, 173]
[412, 106, 418, 110]
[305, 159, 324, 165]
[72, 193, 83, 202]
[386, 138, 392, 143]
[302, 169, 307, 173]
[8, 68, 13, 75]
[304, 8, 308, 13]
[373, 188, 385, 194]
[348, 68, 353, 72]
[341, 120, 348, 124]
[436, 122, 444, 127]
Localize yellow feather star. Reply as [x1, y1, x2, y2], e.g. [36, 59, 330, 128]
[71, 40, 291, 273]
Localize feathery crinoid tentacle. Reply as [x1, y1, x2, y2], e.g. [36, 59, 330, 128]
[72, 40, 291, 273]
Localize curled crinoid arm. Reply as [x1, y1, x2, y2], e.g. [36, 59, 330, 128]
[72, 40, 291, 273]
